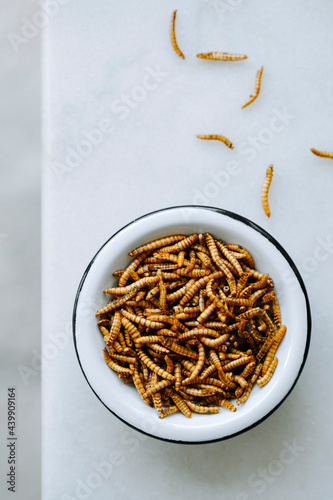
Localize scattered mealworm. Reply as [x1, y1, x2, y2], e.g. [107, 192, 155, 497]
[197, 134, 234, 149]
[96, 232, 286, 418]
[261, 164, 273, 218]
[170, 10, 185, 59]
[310, 148, 333, 159]
[242, 66, 264, 109]
[197, 52, 247, 61]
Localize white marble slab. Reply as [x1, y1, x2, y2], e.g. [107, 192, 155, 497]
[43, 1, 333, 499]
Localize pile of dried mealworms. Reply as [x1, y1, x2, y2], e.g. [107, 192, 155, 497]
[96, 233, 286, 419]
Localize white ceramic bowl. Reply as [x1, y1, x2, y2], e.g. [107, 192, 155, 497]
[73, 206, 311, 443]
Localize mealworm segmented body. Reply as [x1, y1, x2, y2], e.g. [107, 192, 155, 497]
[165, 388, 191, 417]
[261, 164, 273, 218]
[257, 357, 278, 386]
[103, 347, 133, 375]
[137, 349, 175, 381]
[170, 10, 185, 59]
[186, 400, 219, 414]
[197, 52, 247, 61]
[242, 66, 264, 109]
[262, 325, 286, 375]
[197, 134, 234, 149]
[129, 235, 185, 257]
[310, 148, 333, 159]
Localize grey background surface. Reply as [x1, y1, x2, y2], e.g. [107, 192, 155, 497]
[43, 1, 332, 500]
[1, 1, 41, 499]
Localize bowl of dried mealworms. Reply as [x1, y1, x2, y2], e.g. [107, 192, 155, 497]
[73, 205, 311, 444]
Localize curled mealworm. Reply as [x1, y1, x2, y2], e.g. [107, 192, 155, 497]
[170, 10, 185, 59]
[261, 164, 273, 218]
[197, 134, 234, 149]
[310, 148, 333, 159]
[197, 52, 247, 61]
[242, 66, 264, 109]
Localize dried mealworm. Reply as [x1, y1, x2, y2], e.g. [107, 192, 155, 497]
[104, 276, 160, 295]
[226, 297, 253, 308]
[210, 349, 233, 387]
[96, 288, 138, 316]
[272, 292, 281, 327]
[261, 164, 273, 218]
[135, 336, 165, 345]
[200, 334, 229, 348]
[175, 268, 210, 277]
[130, 364, 152, 406]
[197, 52, 247, 61]
[137, 349, 175, 381]
[106, 311, 122, 345]
[197, 134, 234, 149]
[179, 272, 222, 305]
[164, 354, 174, 374]
[181, 387, 216, 397]
[262, 325, 286, 375]
[144, 379, 173, 397]
[181, 342, 206, 383]
[159, 406, 179, 419]
[310, 148, 333, 159]
[161, 339, 198, 359]
[174, 362, 182, 391]
[183, 250, 196, 275]
[186, 401, 219, 414]
[150, 373, 163, 412]
[119, 252, 148, 287]
[167, 279, 196, 302]
[159, 233, 198, 254]
[257, 357, 278, 386]
[170, 10, 185, 59]
[177, 251, 185, 267]
[226, 373, 248, 388]
[219, 399, 236, 412]
[157, 270, 167, 313]
[121, 309, 165, 329]
[223, 356, 253, 371]
[242, 66, 264, 109]
[200, 364, 217, 380]
[228, 245, 255, 269]
[165, 388, 191, 418]
[129, 235, 185, 257]
[110, 353, 137, 364]
[240, 360, 256, 378]
[215, 240, 243, 276]
[196, 302, 217, 323]
[103, 347, 133, 375]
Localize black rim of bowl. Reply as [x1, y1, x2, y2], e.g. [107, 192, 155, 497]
[72, 205, 312, 445]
